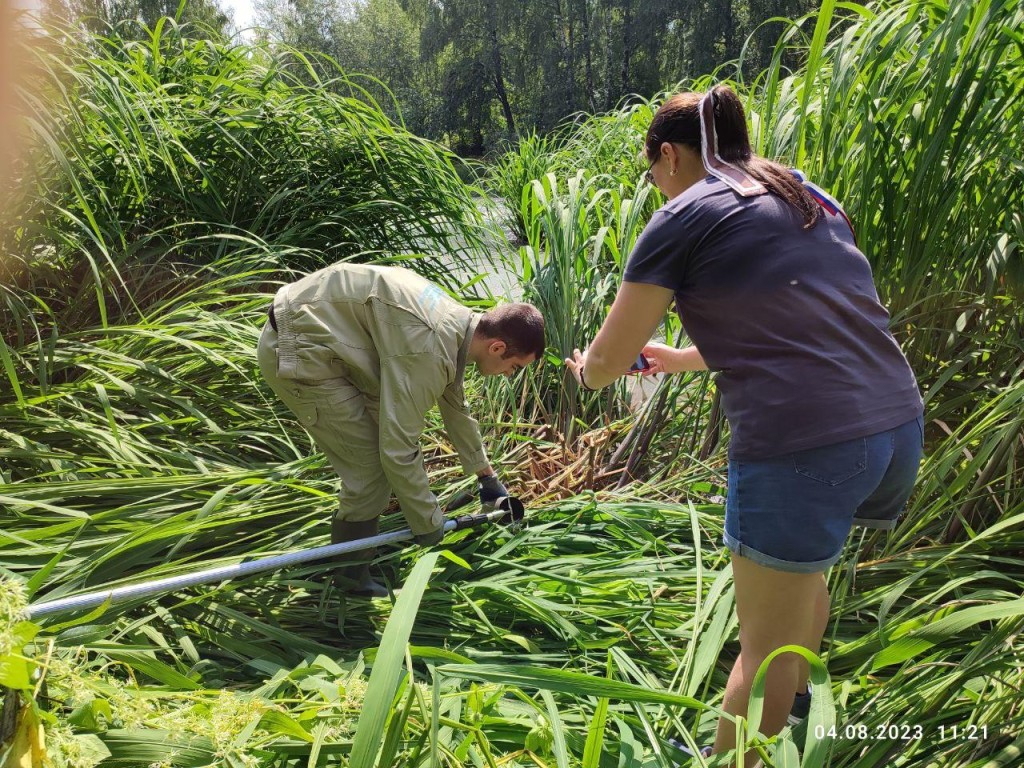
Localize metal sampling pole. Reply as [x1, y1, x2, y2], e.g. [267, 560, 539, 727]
[26, 498, 525, 620]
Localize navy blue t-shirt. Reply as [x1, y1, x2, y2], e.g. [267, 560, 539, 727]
[623, 175, 923, 459]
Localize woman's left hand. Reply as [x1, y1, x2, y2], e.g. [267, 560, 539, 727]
[563, 348, 587, 387]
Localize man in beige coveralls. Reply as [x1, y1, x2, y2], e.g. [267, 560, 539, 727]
[257, 263, 545, 597]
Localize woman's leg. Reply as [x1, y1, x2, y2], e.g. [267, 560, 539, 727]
[797, 579, 830, 694]
[712, 553, 829, 764]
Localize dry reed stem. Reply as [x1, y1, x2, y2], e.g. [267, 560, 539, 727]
[510, 423, 626, 503]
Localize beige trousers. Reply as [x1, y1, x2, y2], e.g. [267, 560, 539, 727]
[257, 324, 390, 523]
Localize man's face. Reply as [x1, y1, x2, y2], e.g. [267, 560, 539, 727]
[478, 340, 536, 378]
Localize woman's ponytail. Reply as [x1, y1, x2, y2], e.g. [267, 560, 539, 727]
[708, 85, 754, 164]
[646, 85, 824, 229]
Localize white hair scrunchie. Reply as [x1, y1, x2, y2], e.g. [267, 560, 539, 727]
[698, 90, 766, 197]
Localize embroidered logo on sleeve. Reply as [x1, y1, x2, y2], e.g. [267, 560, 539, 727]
[419, 284, 445, 315]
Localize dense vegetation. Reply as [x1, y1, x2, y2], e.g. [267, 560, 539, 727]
[39, 0, 822, 154]
[2, 1, 1023, 767]
[255, 0, 827, 153]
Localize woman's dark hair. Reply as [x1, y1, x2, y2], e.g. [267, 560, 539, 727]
[477, 303, 546, 360]
[645, 85, 822, 229]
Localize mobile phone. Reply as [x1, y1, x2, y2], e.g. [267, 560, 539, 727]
[629, 353, 650, 373]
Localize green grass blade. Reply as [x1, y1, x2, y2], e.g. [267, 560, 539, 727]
[349, 550, 440, 768]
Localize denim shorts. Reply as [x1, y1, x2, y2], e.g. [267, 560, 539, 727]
[723, 416, 924, 573]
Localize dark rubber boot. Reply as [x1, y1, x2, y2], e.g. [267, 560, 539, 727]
[331, 517, 388, 598]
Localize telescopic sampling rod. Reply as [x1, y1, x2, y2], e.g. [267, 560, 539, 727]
[26, 497, 525, 620]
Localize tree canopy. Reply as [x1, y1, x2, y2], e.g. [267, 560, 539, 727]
[254, 0, 820, 154]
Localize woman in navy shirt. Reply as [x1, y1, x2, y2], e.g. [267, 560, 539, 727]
[565, 85, 923, 760]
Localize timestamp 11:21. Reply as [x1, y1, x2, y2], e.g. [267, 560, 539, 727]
[939, 724, 989, 740]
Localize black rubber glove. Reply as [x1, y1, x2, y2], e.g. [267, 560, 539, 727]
[413, 527, 444, 547]
[478, 474, 508, 508]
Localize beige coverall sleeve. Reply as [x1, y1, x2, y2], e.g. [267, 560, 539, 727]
[438, 382, 490, 476]
[378, 353, 446, 535]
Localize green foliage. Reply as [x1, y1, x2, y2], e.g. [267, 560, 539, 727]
[255, 0, 430, 130]
[488, 97, 656, 238]
[2, 2, 1024, 767]
[42, 0, 233, 39]
[2, 19, 484, 340]
[0, 577, 37, 692]
[482, 171, 657, 441]
[254, 0, 821, 154]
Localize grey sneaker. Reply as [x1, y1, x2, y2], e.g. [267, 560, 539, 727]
[668, 738, 713, 762]
[788, 689, 812, 726]
[667, 690, 811, 765]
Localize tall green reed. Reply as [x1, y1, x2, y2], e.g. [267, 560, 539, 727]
[2, 19, 486, 342]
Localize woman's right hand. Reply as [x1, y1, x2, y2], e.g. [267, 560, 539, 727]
[640, 342, 678, 375]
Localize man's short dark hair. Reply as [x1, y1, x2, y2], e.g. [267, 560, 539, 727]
[477, 303, 545, 360]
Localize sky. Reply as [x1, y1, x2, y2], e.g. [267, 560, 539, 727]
[223, 0, 256, 31]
